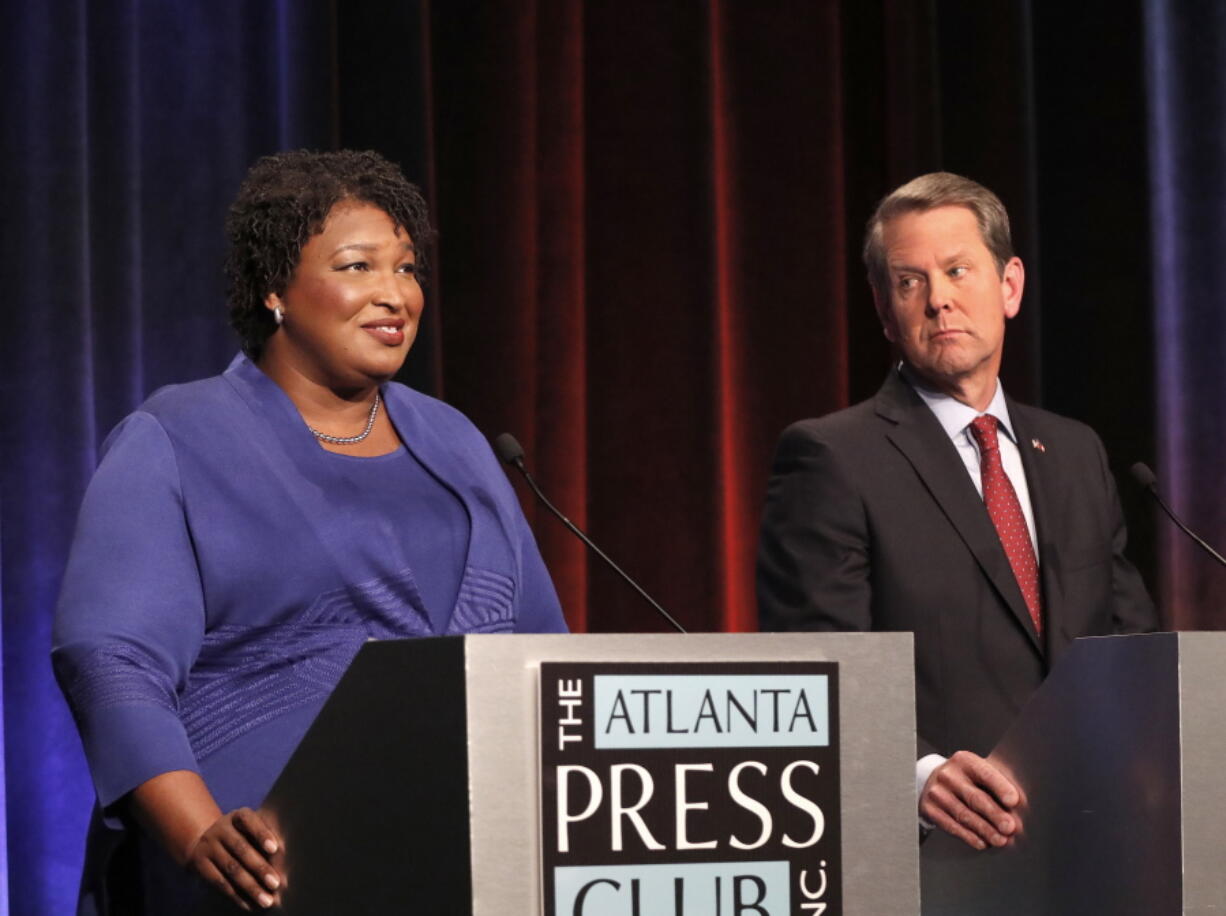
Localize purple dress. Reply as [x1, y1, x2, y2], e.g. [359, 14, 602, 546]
[53, 355, 567, 912]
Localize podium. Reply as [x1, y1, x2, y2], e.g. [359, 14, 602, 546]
[921, 632, 1226, 915]
[237, 633, 919, 914]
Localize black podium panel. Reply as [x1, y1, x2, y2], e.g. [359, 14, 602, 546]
[260, 637, 472, 912]
[922, 633, 1226, 915]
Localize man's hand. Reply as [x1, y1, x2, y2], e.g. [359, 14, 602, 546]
[920, 750, 1021, 850]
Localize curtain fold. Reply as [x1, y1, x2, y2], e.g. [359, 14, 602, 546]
[429, 1, 865, 632]
[1144, 0, 1226, 628]
[0, 3, 338, 911]
[704, 1, 854, 630]
[0, 518, 7, 915]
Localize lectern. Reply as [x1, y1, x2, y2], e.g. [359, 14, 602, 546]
[213, 633, 919, 915]
[922, 632, 1226, 915]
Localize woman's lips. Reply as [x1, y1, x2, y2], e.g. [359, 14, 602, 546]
[362, 322, 405, 346]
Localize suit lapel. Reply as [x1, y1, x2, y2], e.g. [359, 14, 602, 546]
[875, 372, 1043, 655]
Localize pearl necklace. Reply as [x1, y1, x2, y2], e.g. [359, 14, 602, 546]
[309, 392, 381, 445]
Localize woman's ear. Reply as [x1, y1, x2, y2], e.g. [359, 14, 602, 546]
[265, 292, 285, 326]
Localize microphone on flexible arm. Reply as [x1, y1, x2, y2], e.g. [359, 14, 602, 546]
[493, 433, 688, 633]
[1130, 462, 1226, 570]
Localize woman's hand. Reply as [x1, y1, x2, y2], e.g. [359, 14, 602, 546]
[130, 770, 285, 910]
[187, 807, 283, 910]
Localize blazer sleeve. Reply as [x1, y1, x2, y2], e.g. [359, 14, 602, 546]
[757, 422, 873, 633]
[51, 412, 205, 812]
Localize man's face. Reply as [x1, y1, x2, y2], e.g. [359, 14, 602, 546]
[874, 205, 1023, 398]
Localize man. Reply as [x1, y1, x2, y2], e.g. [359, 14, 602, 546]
[757, 172, 1156, 850]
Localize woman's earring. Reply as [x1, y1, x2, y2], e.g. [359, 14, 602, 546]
[273, 305, 285, 326]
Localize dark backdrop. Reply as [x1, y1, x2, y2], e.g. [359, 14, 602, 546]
[2, 1, 1222, 911]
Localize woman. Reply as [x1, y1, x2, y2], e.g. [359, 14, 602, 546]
[53, 149, 567, 913]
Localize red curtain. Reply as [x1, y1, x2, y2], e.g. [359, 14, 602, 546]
[427, 2, 869, 633]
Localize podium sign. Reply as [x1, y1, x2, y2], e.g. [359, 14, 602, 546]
[540, 661, 842, 915]
[239, 633, 916, 915]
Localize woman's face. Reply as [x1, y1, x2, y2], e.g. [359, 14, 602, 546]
[264, 200, 423, 390]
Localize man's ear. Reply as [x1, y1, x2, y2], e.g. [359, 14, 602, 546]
[872, 285, 898, 343]
[1001, 257, 1025, 320]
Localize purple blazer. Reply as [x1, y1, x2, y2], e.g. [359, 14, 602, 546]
[53, 355, 566, 912]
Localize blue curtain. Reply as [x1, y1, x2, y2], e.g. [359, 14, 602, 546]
[0, 2, 336, 911]
[1145, 0, 1226, 628]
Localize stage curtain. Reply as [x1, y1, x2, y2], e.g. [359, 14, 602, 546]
[1, 0, 1219, 910]
[1144, 0, 1226, 628]
[0, 2, 340, 911]
[428, 1, 896, 634]
[421, 0, 1162, 632]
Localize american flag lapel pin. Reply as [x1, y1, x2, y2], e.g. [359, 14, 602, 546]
[1031, 438, 1046, 453]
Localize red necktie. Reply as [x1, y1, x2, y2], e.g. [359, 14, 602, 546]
[969, 415, 1043, 636]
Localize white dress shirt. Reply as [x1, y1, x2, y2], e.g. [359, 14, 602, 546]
[903, 369, 1040, 813]
[909, 375, 1039, 556]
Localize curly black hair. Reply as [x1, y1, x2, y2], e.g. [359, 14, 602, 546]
[224, 149, 435, 358]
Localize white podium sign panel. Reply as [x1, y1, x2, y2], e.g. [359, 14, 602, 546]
[540, 661, 842, 915]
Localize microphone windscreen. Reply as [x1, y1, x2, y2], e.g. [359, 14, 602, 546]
[493, 433, 525, 465]
[1130, 462, 1157, 490]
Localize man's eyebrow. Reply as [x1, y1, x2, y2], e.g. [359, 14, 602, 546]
[888, 249, 973, 272]
[937, 248, 972, 265]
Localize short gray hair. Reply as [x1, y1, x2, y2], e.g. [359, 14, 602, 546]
[863, 172, 1014, 298]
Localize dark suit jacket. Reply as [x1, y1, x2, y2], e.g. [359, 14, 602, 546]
[757, 369, 1157, 759]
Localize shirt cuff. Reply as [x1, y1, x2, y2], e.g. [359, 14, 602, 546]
[916, 753, 946, 832]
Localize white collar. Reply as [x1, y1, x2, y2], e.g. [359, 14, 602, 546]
[900, 364, 1018, 445]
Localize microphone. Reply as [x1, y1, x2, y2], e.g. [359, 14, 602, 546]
[493, 433, 687, 633]
[1130, 462, 1226, 569]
